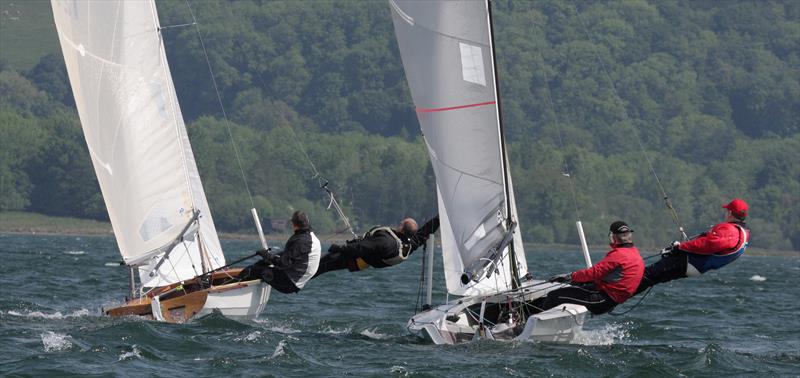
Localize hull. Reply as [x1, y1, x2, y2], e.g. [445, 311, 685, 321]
[408, 280, 588, 344]
[104, 268, 270, 323]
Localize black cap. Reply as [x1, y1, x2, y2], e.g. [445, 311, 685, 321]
[610, 221, 634, 234]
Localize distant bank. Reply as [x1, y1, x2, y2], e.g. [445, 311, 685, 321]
[1, 211, 796, 257]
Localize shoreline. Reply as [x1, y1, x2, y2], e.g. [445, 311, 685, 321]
[2, 211, 797, 257]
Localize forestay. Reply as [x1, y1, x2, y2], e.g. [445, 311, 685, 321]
[390, 0, 527, 296]
[52, 0, 225, 288]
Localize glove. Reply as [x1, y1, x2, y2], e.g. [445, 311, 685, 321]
[548, 273, 572, 283]
[256, 249, 271, 260]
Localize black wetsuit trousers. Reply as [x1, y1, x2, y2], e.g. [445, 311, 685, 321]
[634, 252, 688, 295]
[532, 284, 618, 315]
[237, 260, 299, 294]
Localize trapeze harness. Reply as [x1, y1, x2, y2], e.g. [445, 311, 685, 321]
[364, 226, 412, 266]
[686, 224, 748, 277]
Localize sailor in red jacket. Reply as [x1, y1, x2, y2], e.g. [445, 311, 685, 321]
[534, 221, 644, 315]
[634, 198, 750, 295]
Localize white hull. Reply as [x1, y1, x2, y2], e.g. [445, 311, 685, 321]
[196, 281, 271, 319]
[408, 280, 588, 344]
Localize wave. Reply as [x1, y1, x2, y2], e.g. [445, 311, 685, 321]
[118, 345, 143, 361]
[7, 309, 91, 319]
[360, 328, 390, 340]
[270, 340, 288, 359]
[41, 331, 73, 352]
[64, 251, 86, 255]
[749, 275, 767, 282]
[571, 322, 631, 346]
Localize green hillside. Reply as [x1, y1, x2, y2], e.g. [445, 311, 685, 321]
[1, 0, 798, 251]
[0, 0, 59, 71]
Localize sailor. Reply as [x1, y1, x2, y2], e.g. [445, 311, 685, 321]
[634, 198, 750, 295]
[312, 215, 439, 278]
[237, 211, 321, 293]
[535, 221, 645, 315]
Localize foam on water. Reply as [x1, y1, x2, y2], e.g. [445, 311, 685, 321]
[571, 322, 630, 346]
[269, 340, 287, 359]
[269, 325, 301, 334]
[360, 328, 390, 340]
[389, 365, 408, 375]
[41, 331, 72, 352]
[235, 331, 262, 342]
[118, 345, 143, 361]
[750, 275, 767, 282]
[322, 326, 352, 335]
[8, 309, 90, 319]
[64, 250, 85, 255]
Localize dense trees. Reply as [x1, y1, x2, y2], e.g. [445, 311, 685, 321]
[1, 0, 798, 250]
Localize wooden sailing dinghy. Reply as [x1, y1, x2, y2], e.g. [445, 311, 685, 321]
[51, 0, 269, 323]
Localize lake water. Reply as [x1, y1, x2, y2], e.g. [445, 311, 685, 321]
[1, 233, 798, 377]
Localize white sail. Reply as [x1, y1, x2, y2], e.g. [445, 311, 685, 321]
[390, 0, 526, 296]
[52, 0, 225, 287]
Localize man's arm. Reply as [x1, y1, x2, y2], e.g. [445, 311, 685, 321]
[271, 235, 309, 269]
[679, 223, 739, 255]
[408, 216, 440, 253]
[570, 258, 618, 283]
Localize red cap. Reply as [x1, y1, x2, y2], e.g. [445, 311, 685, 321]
[723, 198, 748, 218]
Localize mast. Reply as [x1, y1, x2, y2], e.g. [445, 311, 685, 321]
[487, 0, 520, 289]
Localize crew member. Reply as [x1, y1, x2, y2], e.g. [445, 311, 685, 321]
[635, 198, 750, 295]
[237, 211, 321, 293]
[313, 215, 439, 278]
[535, 221, 644, 315]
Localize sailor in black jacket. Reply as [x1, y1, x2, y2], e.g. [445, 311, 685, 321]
[313, 215, 439, 278]
[238, 211, 321, 293]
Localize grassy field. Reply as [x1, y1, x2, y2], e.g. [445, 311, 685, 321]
[0, 0, 59, 71]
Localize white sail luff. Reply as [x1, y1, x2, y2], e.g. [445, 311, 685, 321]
[52, 0, 224, 287]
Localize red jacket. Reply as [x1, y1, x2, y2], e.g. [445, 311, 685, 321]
[679, 222, 747, 255]
[570, 244, 644, 304]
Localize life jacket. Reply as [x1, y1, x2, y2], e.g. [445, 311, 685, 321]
[364, 226, 411, 266]
[687, 223, 748, 276]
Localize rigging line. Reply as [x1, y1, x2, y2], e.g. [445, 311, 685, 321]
[183, 0, 255, 209]
[284, 124, 358, 238]
[538, 56, 582, 221]
[571, 3, 687, 240]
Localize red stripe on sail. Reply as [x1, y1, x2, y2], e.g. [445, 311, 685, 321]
[416, 101, 496, 113]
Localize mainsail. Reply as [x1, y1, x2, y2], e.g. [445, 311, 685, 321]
[390, 0, 527, 296]
[52, 0, 225, 288]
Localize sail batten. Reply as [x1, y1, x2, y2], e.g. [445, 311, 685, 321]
[52, 0, 225, 288]
[391, 0, 527, 296]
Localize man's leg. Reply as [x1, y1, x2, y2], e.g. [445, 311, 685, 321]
[634, 252, 688, 295]
[313, 253, 353, 278]
[237, 260, 269, 281]
[267, 269, 300, 294]
[540, 285, 617, 315]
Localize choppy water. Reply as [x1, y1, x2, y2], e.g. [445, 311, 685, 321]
[1, 233, 798, 377]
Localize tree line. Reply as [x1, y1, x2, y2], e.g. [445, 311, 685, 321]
[1, 0, 798, 250]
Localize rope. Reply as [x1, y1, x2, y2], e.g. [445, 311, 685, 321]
[608, 286, 653, 316]
[284, 125, 358, 239]
[182, 0, 255, 209]
[413, 243, 427, 314]
[538, 56, 582, 222]
[571, 3, 688, 241]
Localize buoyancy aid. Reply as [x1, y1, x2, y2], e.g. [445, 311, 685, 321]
[687, 223, 748, 276]
[364, 226, 411, 266]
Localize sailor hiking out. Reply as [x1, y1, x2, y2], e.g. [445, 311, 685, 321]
[534, 221, 645, 315]
[313, 216, 439, 278]
[238, 211, 321, 293]
[634, 198, 750, 295]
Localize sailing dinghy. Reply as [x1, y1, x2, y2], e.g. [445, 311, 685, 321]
[390, 0, 589, 344]
[52, 0, 269, 323]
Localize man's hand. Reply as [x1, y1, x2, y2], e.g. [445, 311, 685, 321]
[256, 249, 271, 260]
[548, 273, 572, 283]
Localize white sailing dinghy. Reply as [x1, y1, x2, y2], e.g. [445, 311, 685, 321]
[52, 0, 269, 323]
[390, 0, 589, 344]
